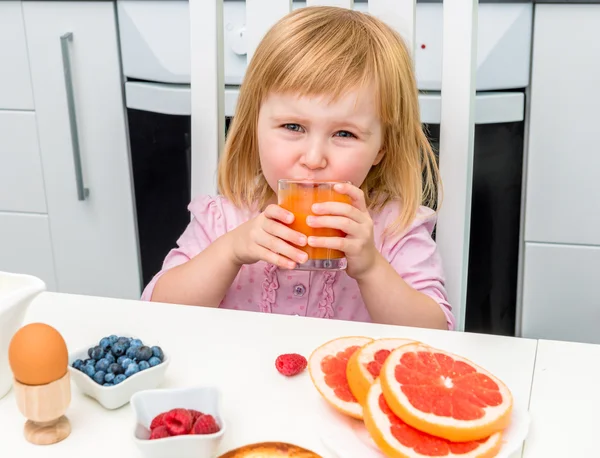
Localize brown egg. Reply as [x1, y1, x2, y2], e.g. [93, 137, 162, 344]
[8, 323, 69, 386]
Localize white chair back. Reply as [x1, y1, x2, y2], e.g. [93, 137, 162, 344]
[189, 0, 478, 331]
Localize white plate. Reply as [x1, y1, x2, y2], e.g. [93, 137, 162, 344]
[317, 401, 530, 458]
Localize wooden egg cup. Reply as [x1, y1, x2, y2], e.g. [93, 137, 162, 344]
[13, 371, 71, 445]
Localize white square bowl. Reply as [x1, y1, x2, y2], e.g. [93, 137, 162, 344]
[68, 340, 170, 410]
[131, 386, 226, 458]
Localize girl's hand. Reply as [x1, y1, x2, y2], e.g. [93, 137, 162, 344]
[230, 204, 309, 269]
[306, 183, 379, 280]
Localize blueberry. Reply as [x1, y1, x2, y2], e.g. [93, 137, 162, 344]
[109, 335, 118, 344]
[124, 363, 140, 378]
[136, 346, 153, 362]
[108, 363, 123, 375]
[91, 346, 104, 360]
[116, 337, 131, 350]
[126, 346, 138, 360]
[83, 358, 94, 365]
[121, 358, 133, 369]
[138, 361, 150, 371]
[130, 338, 143, 348]
[84, 365, 96, 378]
[103, 383, 114, 387]
[93, 371, 106, 385]
[117, 355, 127, 365]
[99, 337, 111, 350]
[104, 373, 115, 384]
[104, 352, 115, 364]
[148, 357, 161, 367]
[112, 342, 126, 357]
[87, 347, 94, 358]
[95, 358, 110, 372]
[151, 346, 164, 361]
[114, 374, 127, 384]
[72, 359, 84, 370]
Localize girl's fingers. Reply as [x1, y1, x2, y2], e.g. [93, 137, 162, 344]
[306, 215, 359, 235]
[310, 202, 364, 223]
[255, 245, 297, 270]
[262, 218, 307, 247]
[333, 182, 368, 212]
[263, 203, 294, 224]
[307, 236, 348, 253]
[255, 231, 308, 265]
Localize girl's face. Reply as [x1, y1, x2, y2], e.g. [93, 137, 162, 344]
[256, 86, 384, 195]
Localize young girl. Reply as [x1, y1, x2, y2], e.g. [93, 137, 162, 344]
[142, 6, 455, 331]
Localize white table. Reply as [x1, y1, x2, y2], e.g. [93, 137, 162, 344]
[0, 292, 538, 457]
[524, 339, 600, 457]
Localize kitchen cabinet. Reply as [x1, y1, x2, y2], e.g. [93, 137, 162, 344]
[0, 1, 34, 110]
[521, 4, 600, 343]
[0, 112, 46, 213]
[21, 1, 141, 299]
[524, 4, 600, 246]
[0, 213, 57, 291]
[521, 243, 600, 344]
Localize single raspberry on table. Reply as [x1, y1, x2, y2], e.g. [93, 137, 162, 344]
[163, 408, 193, 436]
[275, 353, 307, 376]
[150, 412, 166, 430]
[149, 425, 170, 440]
[191, 414, 220, 435]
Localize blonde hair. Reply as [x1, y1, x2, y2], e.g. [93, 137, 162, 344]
[218, 6, 440, 233]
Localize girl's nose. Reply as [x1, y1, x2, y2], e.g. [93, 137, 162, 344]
[300, 140, 327, 170]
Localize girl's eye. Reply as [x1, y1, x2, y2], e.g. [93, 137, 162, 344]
[283, 123, 303, 132]
[335, 130, 356, 138]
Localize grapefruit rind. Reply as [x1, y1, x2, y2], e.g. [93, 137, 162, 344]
[380, 343, 513, 442]
[308, 336, 374, 420]
[363, 379, 503, 458]
[347, 338, 416, 406]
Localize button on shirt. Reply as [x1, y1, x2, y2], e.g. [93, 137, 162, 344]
[141, 195, 456, 330]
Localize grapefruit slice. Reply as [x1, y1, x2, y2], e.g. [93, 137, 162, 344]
[308, 336, 373, 419]
[380, 343, 513, 442]
[364, 379, 503, 458]
[347, 338, 415, 406]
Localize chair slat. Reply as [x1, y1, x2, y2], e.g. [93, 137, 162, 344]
[189, 0, 224, 197]
[246, 0, 292, 62]
[369, 0, 415, 54]
[436, 0, 479, 331]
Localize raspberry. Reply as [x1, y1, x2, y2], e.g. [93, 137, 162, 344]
[188, 409, 204, 423]
[149, 425, 170, 440]
[275, 353, 307, 376]
[163, 408, 193, 436]
[150, 412, 166, 430]
[191, 414, 220, 435]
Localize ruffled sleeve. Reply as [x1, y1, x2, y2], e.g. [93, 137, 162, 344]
[141, 195, 228, 301]
[376, 204, 456, 330]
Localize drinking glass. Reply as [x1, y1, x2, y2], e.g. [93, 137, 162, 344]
[278, 180, 351, 271]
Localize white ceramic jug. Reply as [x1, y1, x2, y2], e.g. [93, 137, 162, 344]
[0, 271, 46, 400]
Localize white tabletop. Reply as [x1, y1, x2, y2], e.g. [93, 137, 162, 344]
[524, 338, 600, 457]
[0, 292, 538, 457]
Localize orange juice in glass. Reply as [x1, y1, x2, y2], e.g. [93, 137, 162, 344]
[278, 180, 352, 271]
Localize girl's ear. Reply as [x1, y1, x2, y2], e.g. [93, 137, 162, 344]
[372, 148, 385, 166]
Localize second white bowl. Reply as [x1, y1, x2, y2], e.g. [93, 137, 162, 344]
[131, 386, 226, 458]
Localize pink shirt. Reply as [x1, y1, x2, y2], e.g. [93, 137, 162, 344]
[141, 195, 455, 330]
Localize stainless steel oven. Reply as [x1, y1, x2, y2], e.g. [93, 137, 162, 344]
[116, 0, 532, 336]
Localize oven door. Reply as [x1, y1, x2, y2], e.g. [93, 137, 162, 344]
[125, 83, 193, 288]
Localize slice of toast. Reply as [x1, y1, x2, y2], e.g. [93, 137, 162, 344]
[218, 442, 323, 457]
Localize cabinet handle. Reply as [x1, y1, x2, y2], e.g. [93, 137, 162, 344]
[60, 32, 89, 201]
